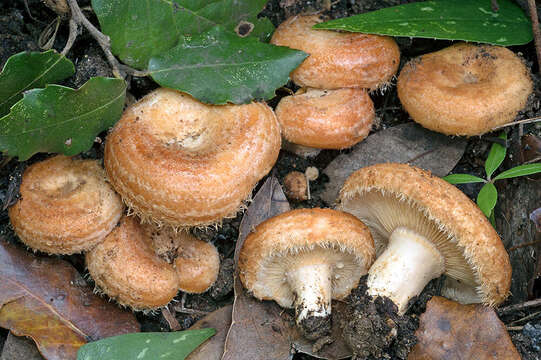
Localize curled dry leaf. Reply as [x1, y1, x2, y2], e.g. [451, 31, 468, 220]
[408, 296, 520, 360]
[321, 123, 466, 204]
[0, 240, 140, 360]
[186, 305, 232, 360]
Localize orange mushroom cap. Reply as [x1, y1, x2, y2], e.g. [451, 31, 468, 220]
[275, 88, 374, 149]
[104, 88, 281, 228]
[86, 216, 180, 310]
[271, 15, 400, 90]
[9, 155, 123, 254]
[397, 43, 533, 136]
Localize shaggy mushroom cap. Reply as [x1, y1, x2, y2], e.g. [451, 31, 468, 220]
[104, 88, 281, 228]
[9, 155, 123, 254]
[147, 226, 220, 294]
[271, 15, 400, 90]
[275, 88, 374, 150]
[86, 216, 180, 310]
[239, 208, 375, 339]
[397, 43, 533, 136]
[338, 163, 511, 313]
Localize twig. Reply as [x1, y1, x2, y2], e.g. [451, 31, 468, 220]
[507, 326, 523, 331]
[161, 305, 182, 331]
[490, 116, 541, 131]
[499, 298, 541, 314]
[173, 293, 210, 316]
[61, 18, 79, 56]
[528, 0, 541, 72]
[64, 0, 148, 78]
[508, 310, 541, 325]
[508, 239, 541, 251]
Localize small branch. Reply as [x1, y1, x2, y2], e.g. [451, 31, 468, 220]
[161, 305, 182, 331]
[508, 310, 541, 325]
[61, 18, 79, 56]
[506, 326, 523, 331]
[173, 293, 210, 316]
[490, 116, 541, 131]
[508, 239, 541, 251]
[528, 0, 541, 72]
[499, 298, 541, 314]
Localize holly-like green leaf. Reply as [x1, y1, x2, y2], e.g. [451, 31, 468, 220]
[485, 132, 507, 180]
[494, 163, 541, 180]
[0, 77, 126, 161]
[477, 182, 498, 218]
[314, 0, 532, 46]
[91, 0, 274, 69]
[77, 329, 216, 360]
[442, 173, 486, 184]
[0, 50, 75, 117]
[148, 26, 307, 104]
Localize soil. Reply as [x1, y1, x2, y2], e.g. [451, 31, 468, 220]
[0, 0, 540, 359]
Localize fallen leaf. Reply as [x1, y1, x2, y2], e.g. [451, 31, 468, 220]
[321, 123, 467, 204]
[1, 332, 43, 360]
[521, 134, 541, 180]
[0, 240, 140, 360]
[223, 177, 352, 360]
[187, 305, 232, 360]
[76, 329, 215, 360]
[408, 296, 520, 360]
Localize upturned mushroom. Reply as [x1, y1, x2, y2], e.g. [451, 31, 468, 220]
[338, 163, 512, 314]
[275, 88, 375, 156]
[271, 14, 400, 90]
[86, 216, 180, 310]
[104, 88, 281, 228]
[397, 43, 533, 136]
[9, 155, 123, 254]
[239, 208, 375, 339]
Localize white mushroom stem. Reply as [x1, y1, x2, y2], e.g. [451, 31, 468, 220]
[367, 227, 445, 315]
[286, 256, 332, 330]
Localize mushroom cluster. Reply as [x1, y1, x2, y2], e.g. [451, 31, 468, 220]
[270, 15, 400, 156]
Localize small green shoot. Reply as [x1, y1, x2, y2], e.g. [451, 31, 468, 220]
[443, 132, 541, 224]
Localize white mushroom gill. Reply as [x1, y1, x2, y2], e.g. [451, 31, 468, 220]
[340, 190, 480, 314]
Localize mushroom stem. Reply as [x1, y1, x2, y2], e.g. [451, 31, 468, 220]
[286, 256, 332, 339]
[367, 227, 445, 315]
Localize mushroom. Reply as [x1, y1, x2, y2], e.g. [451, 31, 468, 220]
[104, 88, 281, 228]
[86, 216, 180, 310]
[271, 15, 400, 90]
[9, 155, 123, 254]
[397, 43, 533, 136]
[275, 88, 375, 157]
[148, 226, 220, 294]
[239, 208, 375, 339]
[337, 163, 512, 314]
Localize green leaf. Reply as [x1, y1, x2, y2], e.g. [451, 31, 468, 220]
[485, 132, 507, 179]
[148, 26, 307, 104]
[477, 182, 498, 218]
[494, 163, 541, 180]
[442, 173, 486, 184]
[313, 0, 533, 46]
[0, 77, 126, 161]
[77, 329, 215, 360]
[0, 50, 75, 117]
[91, 0, 274, 69]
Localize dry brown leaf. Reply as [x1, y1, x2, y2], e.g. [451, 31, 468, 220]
[408, 296, 520, 360]
[321, 123, 467, 204]
[187, 305, 233, 360]
[0, 240, 140, 360]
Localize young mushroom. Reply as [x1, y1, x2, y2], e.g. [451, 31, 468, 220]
[239, 208, 375, 340]
[271, 15, 400, 90]
[86, 216, 180, 310]
[397, 43, 533, 136]
[148, 226, 220, 294]
[9, 155, 123, 254]
[275, 88, 375, 156]
[337, 163, 512, 314]
[104, 88, 281, 228]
